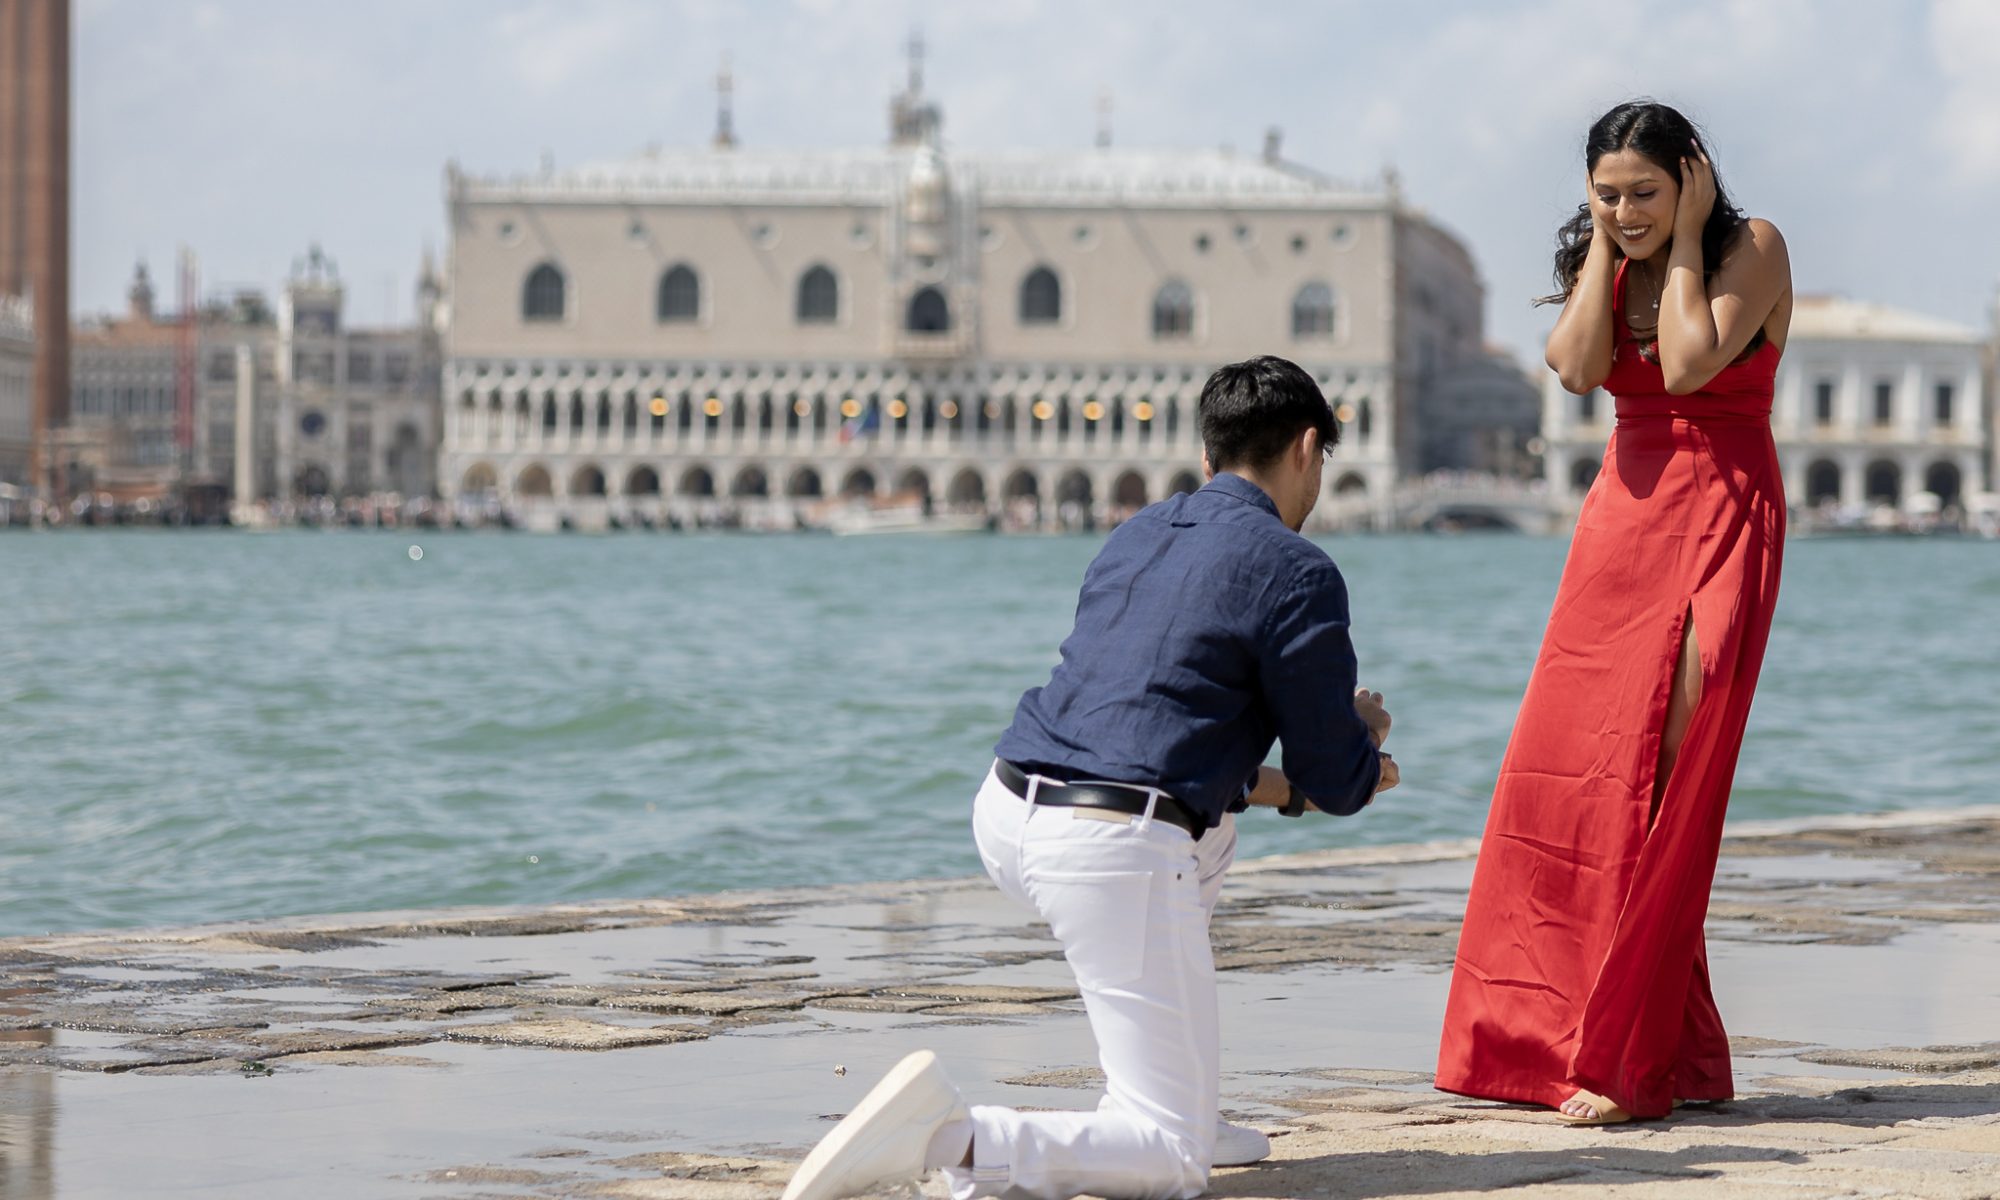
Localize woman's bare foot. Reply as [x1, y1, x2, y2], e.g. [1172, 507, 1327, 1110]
[1557, 1089, 1631, 1125]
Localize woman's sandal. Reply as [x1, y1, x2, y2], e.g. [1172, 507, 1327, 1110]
[1556, 1089, 1632, 1126]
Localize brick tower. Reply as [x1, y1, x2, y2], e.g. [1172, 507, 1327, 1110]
[0, 0, 71, 499]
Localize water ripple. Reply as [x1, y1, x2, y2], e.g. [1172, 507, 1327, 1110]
[2, 529, 1994, 935]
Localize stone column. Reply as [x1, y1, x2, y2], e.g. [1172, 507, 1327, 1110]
[231, 344, 255, 517]
[1902, 359, 1925, 444]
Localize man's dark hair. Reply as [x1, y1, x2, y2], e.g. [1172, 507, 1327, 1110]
[1197, 355, 1338, 472]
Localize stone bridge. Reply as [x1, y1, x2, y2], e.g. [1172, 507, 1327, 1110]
[1389, 476, 1565, 534]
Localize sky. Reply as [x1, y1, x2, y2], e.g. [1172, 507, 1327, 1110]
[74, 0, 2000, 366]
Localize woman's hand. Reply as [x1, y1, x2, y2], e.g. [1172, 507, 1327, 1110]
[1674, 144, 1716, 241]
[1585, 171, 1616, 241]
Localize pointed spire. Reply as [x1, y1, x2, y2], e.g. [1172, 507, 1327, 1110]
[1096, 91, 1113, 150]
[888, 29, 942, 146]
[713, 54, 737, 150]
[128, 258, 155, 321]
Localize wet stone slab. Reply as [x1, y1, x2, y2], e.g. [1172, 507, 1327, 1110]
[2, 805, 1998, 1197]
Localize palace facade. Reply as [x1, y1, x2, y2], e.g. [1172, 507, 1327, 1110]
[439, 58, 1501, 530]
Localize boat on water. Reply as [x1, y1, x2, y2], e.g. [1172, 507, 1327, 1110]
[825, 503, 991, 536]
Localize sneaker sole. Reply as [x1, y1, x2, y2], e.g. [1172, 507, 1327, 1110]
[782, 1050, 947, 1200]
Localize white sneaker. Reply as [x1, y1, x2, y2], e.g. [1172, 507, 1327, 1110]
[782, 1050, 969, 1200]
[1213, 1118, 1271, 1166]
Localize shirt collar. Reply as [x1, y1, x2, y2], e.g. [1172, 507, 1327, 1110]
[1202, 472, 1282, 519]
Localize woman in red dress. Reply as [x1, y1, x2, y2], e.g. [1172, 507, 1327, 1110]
[1435, 101, 1793, 1125]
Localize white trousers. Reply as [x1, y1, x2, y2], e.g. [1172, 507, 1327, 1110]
[943, 765, 1238, 1200]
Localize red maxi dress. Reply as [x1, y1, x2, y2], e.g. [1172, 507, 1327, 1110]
[1435, 260, 1786, 1119]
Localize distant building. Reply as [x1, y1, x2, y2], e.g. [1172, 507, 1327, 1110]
[67, 263, 182, 499]
[1542, 295, 1991, 523]
[1416, 345, 1542, 479]
[0, 292, 33, 501]
[439, 47, 1496, 530]
[68, 250, 443, 508]
[268, 245, 443, 502]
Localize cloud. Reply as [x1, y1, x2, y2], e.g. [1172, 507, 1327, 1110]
[1930, 0, 2000, 182]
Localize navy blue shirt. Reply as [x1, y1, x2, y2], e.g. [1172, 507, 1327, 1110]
[995, 472, 1381, 826]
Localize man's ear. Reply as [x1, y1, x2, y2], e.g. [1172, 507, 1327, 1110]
[1201, 448, 1214, 481]
[1297, 426, 1319, 470]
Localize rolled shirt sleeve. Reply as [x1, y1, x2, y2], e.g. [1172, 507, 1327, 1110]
[1258, 561, 1381, 816]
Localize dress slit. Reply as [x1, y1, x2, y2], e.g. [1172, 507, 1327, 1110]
[1646, 602, 1699, 832]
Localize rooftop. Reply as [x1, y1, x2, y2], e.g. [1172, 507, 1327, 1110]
[453, 144, 1391, 211]
[1789, 294, 1985, 345]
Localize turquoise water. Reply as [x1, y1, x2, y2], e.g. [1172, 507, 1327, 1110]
[2, 530, 1995, 937]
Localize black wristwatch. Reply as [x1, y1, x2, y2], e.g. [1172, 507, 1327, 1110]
[1278, 785, 1309, 818]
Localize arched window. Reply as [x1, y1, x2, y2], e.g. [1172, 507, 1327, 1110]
[516, 464, 553, 497]
[1925, 460, 1963, 506]
[522, 263, 565, 322]
[1292, 282, 1335, 338]
[657, 265, 699, 323]
[678, 466, 715, 497]
[1019, 266, 1061, 325]
[786, 466, 823, 498]
[797, 265, 839, 324]
[947, 468, 986, 508]
[1865, 460, 1902, 504]
[907, 286, 951, 333]
[1152, 280, 1194, 339]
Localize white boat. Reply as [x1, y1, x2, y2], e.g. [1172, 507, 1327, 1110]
[826, 503, 990, 536]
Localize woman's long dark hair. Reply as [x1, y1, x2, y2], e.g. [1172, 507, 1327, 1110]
[1538, 100, 1749, 307]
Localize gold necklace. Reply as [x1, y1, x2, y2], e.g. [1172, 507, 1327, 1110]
[1631, 260, 1662, 312]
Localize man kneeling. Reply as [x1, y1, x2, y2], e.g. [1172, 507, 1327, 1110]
[784, 355, 1399, 1200]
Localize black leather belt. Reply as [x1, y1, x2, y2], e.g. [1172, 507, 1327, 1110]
[994, 758, 1204, 840]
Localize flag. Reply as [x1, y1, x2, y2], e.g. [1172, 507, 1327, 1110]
[838, 403, 881, 444]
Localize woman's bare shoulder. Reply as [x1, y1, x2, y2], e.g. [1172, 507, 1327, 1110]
[1726, 217, 1789, 262]
[1734, 218, 1793, 350]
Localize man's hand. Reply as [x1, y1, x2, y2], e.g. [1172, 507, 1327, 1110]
[1354, 687, 1391, 748]
[1374, 751, 1400, 794]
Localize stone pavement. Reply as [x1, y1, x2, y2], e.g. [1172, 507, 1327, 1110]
[2, 806, 1997, 1197]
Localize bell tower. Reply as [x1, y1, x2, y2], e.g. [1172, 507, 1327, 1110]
[0, 0, 71, 499]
